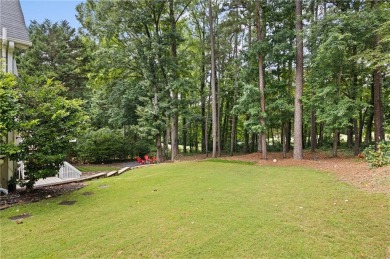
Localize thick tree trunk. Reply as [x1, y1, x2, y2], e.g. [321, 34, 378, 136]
[169, 0, 179, 161]
[255, 0, 267, 160]
[209, 0, 217, 158]
[294, 0, 304, 160]
[373, 68, 385, 144]
[373, 0, 385, 146]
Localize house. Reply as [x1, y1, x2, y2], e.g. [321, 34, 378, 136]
[0, 0, 32, 189]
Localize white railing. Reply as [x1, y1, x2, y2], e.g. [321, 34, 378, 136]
[58, 162, 82, 179]
[17, 161, 25, 179]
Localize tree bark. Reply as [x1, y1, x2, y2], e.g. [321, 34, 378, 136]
[294, 0, 304, 160]
[156, 134, 163, 162]
[372, 0, 385, 145]
[332, 129, 339, 157]
[183, 117, 187, 153]
[169, 0, 179, 161]
[353, 119, 360, 156]
[230, 31, 238, 156]
[255, 0, 267, 160]
[209, 0, 218, 158]
[310, 108, 317, 152]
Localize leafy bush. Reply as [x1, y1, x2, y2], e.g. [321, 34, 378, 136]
[364, 141, 390, 168]
[75, 128, 131, 163]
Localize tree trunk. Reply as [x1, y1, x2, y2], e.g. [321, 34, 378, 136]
[286, 120, 291, 152]
[209, 0, 217, 158]
[373, 68, 384, 144]
[156, 134, 163, 162]
[183, 117, 187, 153]
[332, 129, 339, 157]
[230, 16, 239, 156]
[205, 95, 210, 156]
[201, 50, 206, 153]
[373, 0, 385, 146]
[318, 122, 324, 146]
[255, 0, 267, 160]
[244, 125, 249, 153]
[294, 0, 304, 160]
[310, 108, 317, 152]
[283, 123, 287, 158]
[365, 84, 374, 144]
[169, 0, 179, 161]
[164, 126, 170, 159]
[353, 119, 360, 156]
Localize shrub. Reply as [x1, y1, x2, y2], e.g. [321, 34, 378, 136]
[75, 128, 130, 163]
[364, 141, 390, 168]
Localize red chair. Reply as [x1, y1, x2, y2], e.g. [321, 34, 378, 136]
[150, 156, 157, 164]
[144, 155, 150, 164]
[136, 156, 145, 165]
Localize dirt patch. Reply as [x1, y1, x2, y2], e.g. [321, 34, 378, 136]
[177, 151, 390, 194]
[58, 200, 77, 205]
[0, 182, 85, 210]
[9, 213, 32, 221]
[82, 192, 94, 196]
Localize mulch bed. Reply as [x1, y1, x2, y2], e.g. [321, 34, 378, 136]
[0, 182, 85, 210]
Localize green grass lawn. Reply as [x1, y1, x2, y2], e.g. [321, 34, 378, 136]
[1, 161, 389, 258]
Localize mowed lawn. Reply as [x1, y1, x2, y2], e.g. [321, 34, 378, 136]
[1, 161, 389, 258]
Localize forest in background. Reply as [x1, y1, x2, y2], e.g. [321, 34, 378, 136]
[13, 0, 390, 164]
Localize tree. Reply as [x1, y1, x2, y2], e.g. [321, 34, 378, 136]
[255, 0, 267, 159]
[17, 20, 88, 99]
[0, 73, 19, 160]
[15, 77, 87, 188]
[209, 0, 218, 158]
[0, 73, 18, 138]
[293, 0, 303, 160]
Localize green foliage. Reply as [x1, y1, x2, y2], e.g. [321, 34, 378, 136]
[75, 128, 130, 163]
[364, 141, 390, 168]
[233, 84, 264, 134]
[15, 77, 87, 188]
[0, 73, 18, 137]
[17, 20, 88, 99]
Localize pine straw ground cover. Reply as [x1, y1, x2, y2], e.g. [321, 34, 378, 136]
[1, 160, 389, 258]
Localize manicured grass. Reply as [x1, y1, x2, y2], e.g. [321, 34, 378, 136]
[76, 165, 122, 173]
[1, 162, 389, 258]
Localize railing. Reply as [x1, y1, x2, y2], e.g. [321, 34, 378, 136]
[17, 161, 81, 180]
[58, 162, 82, 179]
[17, 161, 25, 179]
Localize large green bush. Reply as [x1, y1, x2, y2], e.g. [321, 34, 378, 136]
[75, 128, 131, 163]
[364, 141, 390, 168]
